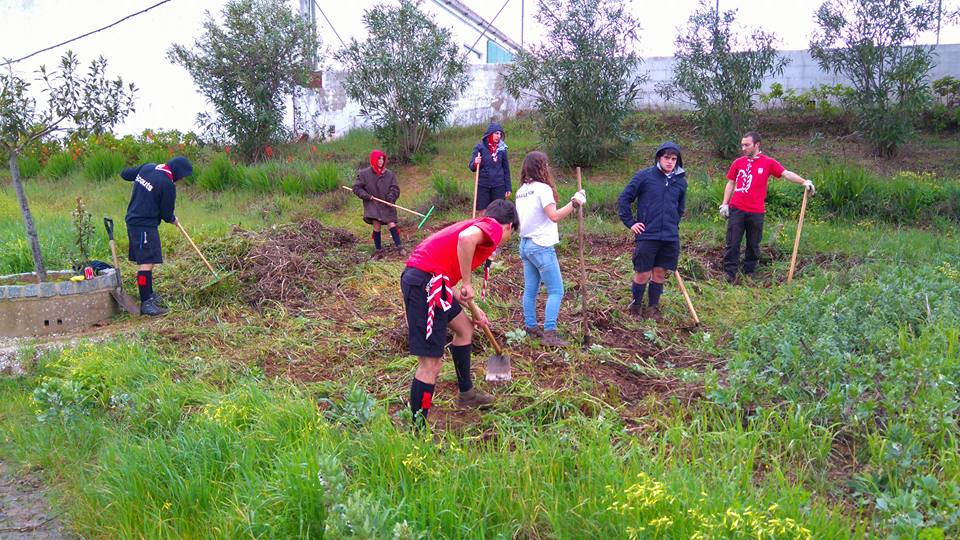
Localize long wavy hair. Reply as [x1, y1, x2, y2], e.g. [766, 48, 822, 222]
[520, 151, 558, 203]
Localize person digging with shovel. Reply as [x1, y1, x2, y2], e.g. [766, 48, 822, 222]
[401, 199, 518, 428]
[514, 151, 586, 347]
[618, 142, 688, 322]
[352, 149, 404, 260]
[719, 131, 815, 284]
[121, 156, 193, 316]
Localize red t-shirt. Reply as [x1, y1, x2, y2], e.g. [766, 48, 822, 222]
[726, 154, 786, 214]
[406, 217, 504, 284]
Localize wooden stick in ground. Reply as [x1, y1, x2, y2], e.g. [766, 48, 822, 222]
[576, 167, 591, 348]
[674, 271, 700, 325]
[175, 220, 217, 277]
[787, 187, 810, 284]
[472, 152, 480, 219]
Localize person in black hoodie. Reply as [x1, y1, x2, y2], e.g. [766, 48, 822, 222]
[617, 142, 687, 322]
[468, 122, 512, 215]
[121, 156, 193, 316]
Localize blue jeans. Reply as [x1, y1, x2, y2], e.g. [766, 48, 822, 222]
[519, 238, 564, 331]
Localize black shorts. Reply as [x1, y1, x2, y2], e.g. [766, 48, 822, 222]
[401, 267, 463, 358]
[632, 239, 680, 272]
[475, 184, 507, 213]
[127, 227, 163, 264]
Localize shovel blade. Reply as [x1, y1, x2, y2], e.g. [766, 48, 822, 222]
[484, 354, 512, 382]
[110, 288, 140, 315]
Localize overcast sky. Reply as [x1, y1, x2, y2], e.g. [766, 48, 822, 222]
[1, 0, 957, 133]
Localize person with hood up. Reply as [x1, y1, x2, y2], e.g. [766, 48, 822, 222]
[121, 155, 194, 316]
[352, 150, 404, 259]
[468, 122, 512, 215]
[617, 142, 688, 322]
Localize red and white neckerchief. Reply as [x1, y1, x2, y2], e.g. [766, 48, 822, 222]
[425, 273, 453, 339]
[155, 164, 173, 180]
[481, 261, 490, 300]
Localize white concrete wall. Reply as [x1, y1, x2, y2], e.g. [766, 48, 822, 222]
[303, 44, 960, 135]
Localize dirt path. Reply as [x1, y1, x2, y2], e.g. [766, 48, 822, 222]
[0, 461, 71, 539]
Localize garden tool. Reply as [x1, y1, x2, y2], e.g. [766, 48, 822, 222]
[787, 185, 810, 284]
[103, 217, 140, 315]
[472, 152, 480, 218]
[466, 299, 511, 382]
[674, 270, 700, 325]
[576, 167, 591, 348]
[340, 186, 435, 229]
[175, 219, 234, 289]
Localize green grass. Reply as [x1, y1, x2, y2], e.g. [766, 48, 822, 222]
[2, 116, 960, 538]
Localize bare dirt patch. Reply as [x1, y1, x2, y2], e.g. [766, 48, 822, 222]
[0, 462, 71, 539]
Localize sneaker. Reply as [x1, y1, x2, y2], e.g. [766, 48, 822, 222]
[140, 294, 169, 317]
[371, 248, 385, 260]
[524, 326, 543, 338]
[540, 330, 569, 347]
[458, 387, 495, 409]
[642, 305, 663, 322]
[628, 300, 643, 317]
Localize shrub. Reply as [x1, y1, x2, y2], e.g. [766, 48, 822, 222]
[504, 0, 643, 166]
[279, 175, 305, 197]
[82, 148, 125, 181]
[430, 172, 470, 211]
[197, 155, 243, 191]
[243, 166, 273, 193]
[42, 151, 77, 180]
[306, 162, 342, 194]
[16, 154, 41, 178]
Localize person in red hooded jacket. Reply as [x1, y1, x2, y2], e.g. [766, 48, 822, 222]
[352, 150, 403, 259]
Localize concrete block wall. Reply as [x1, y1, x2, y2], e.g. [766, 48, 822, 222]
[296, 44, 960, 136]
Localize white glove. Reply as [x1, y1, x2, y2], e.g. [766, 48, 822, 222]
[719, 204, 729, 218]
[571, 189, 586, 207]
[803, 180, 815, 196]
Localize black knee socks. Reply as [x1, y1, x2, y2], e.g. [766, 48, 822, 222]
[136, 270, 153, 302]
[410, 378, 435, 426]
[648, 282, 664, 306]
[372, 231, 382, 250]
[449, 344, 473, 392]
[389, 226, 401, 247]
[631, 282, 646, 304]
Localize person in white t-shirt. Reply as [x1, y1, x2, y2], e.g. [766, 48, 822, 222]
[514, 151, 587, 347]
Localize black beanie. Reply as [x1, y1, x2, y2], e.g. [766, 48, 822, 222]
[166, 156, 193, 181]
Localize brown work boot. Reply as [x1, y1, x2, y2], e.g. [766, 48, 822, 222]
[458, 387, 495, 409]
[629, 300, 643, 317]
[642, 305, 663, 322]
[540, 330, 569, 347]
[370, 248, 385, 260]
[395, 245, 407, 257]
[525, 326, 543, 338]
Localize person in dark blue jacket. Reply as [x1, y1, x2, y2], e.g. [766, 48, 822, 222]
[468, 122, 512, 215]
[617, 142, 687, 321]
[121, 156, 193, 316]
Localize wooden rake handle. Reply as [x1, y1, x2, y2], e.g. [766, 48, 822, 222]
[175, 220, 218, 277]
[340, 186, 424, 217]
[466, 298, 503, 355]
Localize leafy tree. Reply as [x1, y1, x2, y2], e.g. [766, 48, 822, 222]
[1, 52, 135, 281]
[336, 0, 468, 162]
[504, 0, 643, 167]
[659, 1, 787, 158]
[810, 0, 939, 157]
[168, 0, 320, 161]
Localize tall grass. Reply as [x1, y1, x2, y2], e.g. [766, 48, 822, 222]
[83, 149, 125, 182]
[41, 151, 77, 179]
[197, 155, 244, 191]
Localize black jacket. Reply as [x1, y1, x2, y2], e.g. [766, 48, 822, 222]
[617, 142, 688, 242]
[467, 122, 512, 192]
[122, 163, 178, 228]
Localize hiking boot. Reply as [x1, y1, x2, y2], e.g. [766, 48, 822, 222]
[524, 326, 543, 338]
[629, 300, 643, 317]
[642, 305, 663, 322]
[140, 294, 168, 317]
[540, 330, 569, 347]
[371, 248, 385, 260]
[395, 245, 407, 257]
[458, 387, 495, 409]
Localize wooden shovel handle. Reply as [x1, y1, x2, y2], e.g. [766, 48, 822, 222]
[466, 299, 503, 355]
[675, 271, 700, 324]
[472, 153, 480, 219]
[787, 187, 809, 284]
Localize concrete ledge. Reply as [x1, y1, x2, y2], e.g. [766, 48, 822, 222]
[0, 271, 119, 337]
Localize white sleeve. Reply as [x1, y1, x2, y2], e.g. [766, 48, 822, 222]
[538, 184, 555, 209]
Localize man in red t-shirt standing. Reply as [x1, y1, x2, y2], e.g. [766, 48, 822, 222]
[720, 132, 815, 283]
[401, 199, 519, 427]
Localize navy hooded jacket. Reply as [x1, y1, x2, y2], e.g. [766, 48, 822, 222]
[122, 156, 192, 228]
[468, 122, 512, 192]
[617, 142, 687, 242]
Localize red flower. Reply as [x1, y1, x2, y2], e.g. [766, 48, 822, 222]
[311, 145, 318, 154]
[225, 146, 232, 155]
[265, 146, 274, 158]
